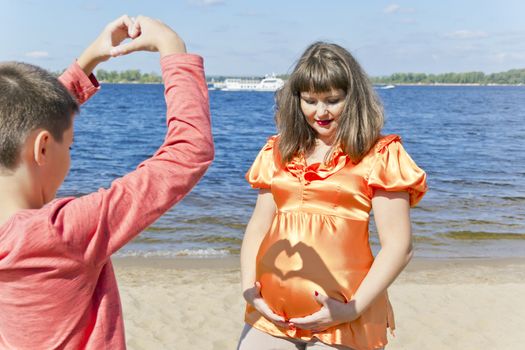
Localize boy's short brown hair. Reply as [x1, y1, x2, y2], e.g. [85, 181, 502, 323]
[0, 62, 79, 170]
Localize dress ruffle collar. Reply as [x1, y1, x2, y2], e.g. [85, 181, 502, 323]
[283, 144, 349, 185]
[272, 134, 401, 185]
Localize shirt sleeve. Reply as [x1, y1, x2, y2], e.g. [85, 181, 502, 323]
[58, 61, 100, 104]
[367, 135, 427, 207]
[245, 136, 277, 189]
[48, 54, 214, 264]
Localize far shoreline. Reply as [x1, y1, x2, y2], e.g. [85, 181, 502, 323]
[378, 83, 525, 87]
[97, 81, 525, 87]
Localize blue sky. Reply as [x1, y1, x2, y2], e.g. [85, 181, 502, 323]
[1, 0, 524, 76]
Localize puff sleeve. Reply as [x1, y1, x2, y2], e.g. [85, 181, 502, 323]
[245, 136, 277, 189]
[367, 135, 427, 206]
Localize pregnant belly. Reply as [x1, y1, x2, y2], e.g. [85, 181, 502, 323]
[255, 213, 373, 318]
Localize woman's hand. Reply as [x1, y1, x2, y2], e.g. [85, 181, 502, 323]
[243, 282, 289, 329]
[288, 291, 359, 332]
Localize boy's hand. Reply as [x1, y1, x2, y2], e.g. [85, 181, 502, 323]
[110, 16, 186, 58]
[77, 15, 137, 75]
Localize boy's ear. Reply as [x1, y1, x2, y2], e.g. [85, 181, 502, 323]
[33, 130, 52, 166]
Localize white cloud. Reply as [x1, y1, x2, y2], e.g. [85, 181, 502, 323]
[190, 0, 225, 6]
[384, 4, 415, 14]
[445, 30, 489, 39]
[25, 51, 49, 58]
[384, 4, 401, 14]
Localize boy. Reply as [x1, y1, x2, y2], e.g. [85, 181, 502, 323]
[0, 16, 213, 349]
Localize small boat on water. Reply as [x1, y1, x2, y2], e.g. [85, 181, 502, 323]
[210, 74, 285, 92]
[377, 84, 396, 90]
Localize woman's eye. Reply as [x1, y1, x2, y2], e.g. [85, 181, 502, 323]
[303, 98, 316, 104]
[328, 99, 341, 104]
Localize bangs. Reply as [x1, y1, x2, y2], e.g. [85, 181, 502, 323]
[291, 58, 349, 93]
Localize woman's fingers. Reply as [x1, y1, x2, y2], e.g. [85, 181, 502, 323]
[253, 296, 289, 328]
[289, 308, 332, 330]
[256, 300, 283, 321]
[252, 281, 293, 329]
[289, 314, 319, 328]
[314, 291, 330, 306]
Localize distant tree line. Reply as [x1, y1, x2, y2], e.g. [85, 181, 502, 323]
[63, 68, 524, 85]
[95, 69, 162, 83]
[371, 68, 525, 85]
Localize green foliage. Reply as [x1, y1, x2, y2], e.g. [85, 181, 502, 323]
[95, 69, 162, 83]
[371, 68, 525, 85]
[53, 68, 523, 85]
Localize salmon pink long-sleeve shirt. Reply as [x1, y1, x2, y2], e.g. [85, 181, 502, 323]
[0, 54, 213, 349]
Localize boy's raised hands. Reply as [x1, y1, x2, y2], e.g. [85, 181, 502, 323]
[77, 15, 136, 75]
[110, 16, 186, 58]
[77, 15, 186, 76]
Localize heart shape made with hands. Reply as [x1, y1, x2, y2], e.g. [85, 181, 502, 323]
[259, 239, 337, 283]
[259, 238, 346, 298]
[104, 16, 144, 57]
[258, 239, 353, 317]
[274, 248, 304, 277]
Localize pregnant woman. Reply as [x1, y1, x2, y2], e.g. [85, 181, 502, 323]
[237, 42, 427, 350]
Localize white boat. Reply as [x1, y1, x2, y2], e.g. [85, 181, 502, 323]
[219, 74, 285, 92]
[378, 84, 396, 90]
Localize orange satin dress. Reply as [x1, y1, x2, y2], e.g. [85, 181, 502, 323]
[244, 134, 427, 350]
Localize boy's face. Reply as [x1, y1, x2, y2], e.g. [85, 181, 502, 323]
[44, 124, 73, 203]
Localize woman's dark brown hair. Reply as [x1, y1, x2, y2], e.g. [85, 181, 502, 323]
[276, 42, 384, 164]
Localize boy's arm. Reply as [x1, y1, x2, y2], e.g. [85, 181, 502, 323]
[48, 17, 214, 263]
[58, 63, 100, 105]
[58, 15, 137, 104]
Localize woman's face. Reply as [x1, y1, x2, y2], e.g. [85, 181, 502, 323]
[300, 89, 346, 144]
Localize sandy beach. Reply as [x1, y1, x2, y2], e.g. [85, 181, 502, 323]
[114, 257, 525, 350]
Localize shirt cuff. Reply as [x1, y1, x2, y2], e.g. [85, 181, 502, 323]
[59, 60, 100, 104]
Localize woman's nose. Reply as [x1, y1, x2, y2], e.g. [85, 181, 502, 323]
[316, 103, 328, 116]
